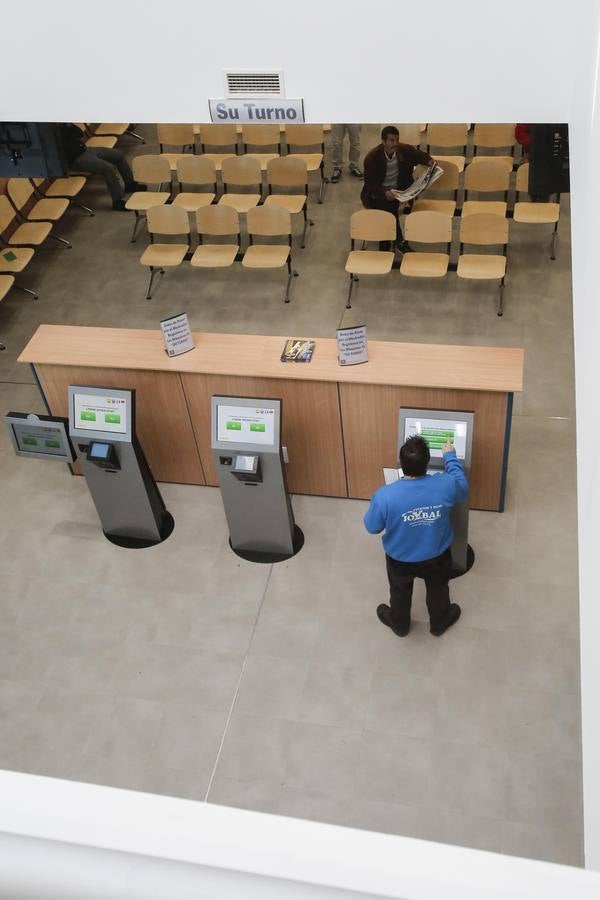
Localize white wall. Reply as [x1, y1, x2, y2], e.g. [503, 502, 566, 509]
[2, 0, 600, 871]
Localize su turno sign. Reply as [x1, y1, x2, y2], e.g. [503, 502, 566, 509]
[208, 99, 305, 123]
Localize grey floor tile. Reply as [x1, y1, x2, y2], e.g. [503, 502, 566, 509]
[429, 740, 508, 821]
[504, 749, 583, 829]
[501, 820, 583, 867]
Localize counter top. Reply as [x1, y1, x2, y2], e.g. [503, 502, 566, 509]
[19, 325, 524, 393]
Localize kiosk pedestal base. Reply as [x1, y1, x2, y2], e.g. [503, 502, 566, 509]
[449, 544, 475, 580]
[104, 511, 175, 549]
[229, 525, 304, 564]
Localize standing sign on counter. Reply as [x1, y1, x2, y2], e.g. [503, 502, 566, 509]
[160, 313, 195, 357]
[336, 324, 368, 366]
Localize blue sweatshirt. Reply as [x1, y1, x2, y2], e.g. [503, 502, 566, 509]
[363, 451, 469, 562]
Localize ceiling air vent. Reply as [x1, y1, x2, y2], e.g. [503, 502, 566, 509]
[224, 70, 285, 98]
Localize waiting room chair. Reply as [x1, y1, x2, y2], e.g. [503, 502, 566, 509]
[0, 195, 54, 251]
[197, 124, 239, 171]
[472, 124, 517, 161]
[0, 275, 15, 350]
[242, 206, 298, 303]
[0, 244, 38, 299]
[6, 179, 71, 248]
[219, 157, 263, 213]
[173, 157, 217, 212]
[426, 124, 469, 155]
[241, 124, 281, 170]
[264, 157, 313, 248]
[191, 205, 241, 269]
[32, 176, 94, 217]
[285, 124, 327, 203]
[462, 160, 511, 216]
[126, 155, 172, 243]
[457, 213, 509, 316]
[413, 160, 460, 216]
[94, 123, 145, 144]
[76, 124, 117, 149]
[513, 163, 560, 260]
[157, 124, 195, 170]
[400, 211, 453, 279]
[391, 124, 423, 147]
[344, 209, 396, 309]
[140, 205, 190, 300]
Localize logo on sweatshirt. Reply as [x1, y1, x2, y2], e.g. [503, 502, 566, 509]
[402, 505, 442, 524]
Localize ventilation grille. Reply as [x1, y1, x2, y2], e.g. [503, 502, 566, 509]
[224, 70, 285, 98]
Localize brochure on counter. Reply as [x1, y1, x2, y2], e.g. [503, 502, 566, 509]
[280, 338, 316, 363]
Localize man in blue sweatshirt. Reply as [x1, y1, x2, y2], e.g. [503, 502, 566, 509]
[364, 435, 469, 637]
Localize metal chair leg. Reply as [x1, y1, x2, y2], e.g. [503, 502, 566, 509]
[146, 267, 165, 300]
[284, 257, 299, 303]
[74, 201, 95, 217]
[346, 273, 358, 309]
[550, 222, 558, 260]
[12, 282, 38, 300]
[497, 277, 505, 317]
[318, 169, 328, 204]
[131, 211, 143, 243]
[300, 207, 314, 249]
[127, 129, 145, 144]
[49, 234, 72, 249]
[0, 340, 5, 351]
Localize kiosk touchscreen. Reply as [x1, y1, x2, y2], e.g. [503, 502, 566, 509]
[397, 408, 475, 574]
[68, 385, 173, 548]
[211, 396, 303, 562]
[5, 412, 75, 463]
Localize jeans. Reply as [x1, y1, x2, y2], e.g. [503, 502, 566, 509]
[331, 124, 362, 170]
[71, 147, 134, 202]
[385, 548, 453, 632]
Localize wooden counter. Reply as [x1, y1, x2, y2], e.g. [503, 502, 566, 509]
[20, 326, 524, 509]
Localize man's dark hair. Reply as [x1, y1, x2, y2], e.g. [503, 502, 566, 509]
[400, 435, 430, 476]
[381, 125, 400, 141]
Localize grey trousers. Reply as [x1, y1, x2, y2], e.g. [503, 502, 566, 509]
[332, 124, 362, 169]
[71, 147, 134, 202]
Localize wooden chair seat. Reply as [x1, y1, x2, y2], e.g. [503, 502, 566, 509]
[125, 192, 171, 211]
[191, 244, 239, 267]
[457, 254, 507, 280]
[45, 176, 86, 197]
[219, 194, 261, 213]
[0, 274, 15, 301]
[461, 201, 507, 217]
[288, 152, 323, 172]
[469, 155, 514, 172]
[27, 197, 69, 221]
[94, 124, 129, 135]
[85, 136, 117, 149]
[161, 152, 191, 171]
[9, 221, 52, 245]
[264, 194, 307, 215]
[172, 192, 215, 212]
[0, 246, 34, 272]
[244, 152, 279, 170]
[140, 244, 189, 267]
[435, 155, 465, 173]
[199, 152, 236, 171]
[513, 202, 560, 224]
[242, 244, 290, 268]
[400, 252, 450, 278]
[412, 198, 456, 216]
[345, 249, 394, 275]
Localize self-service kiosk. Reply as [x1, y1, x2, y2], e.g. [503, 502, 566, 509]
[5, 411, 75, 463]
[68, 385, 174, 548]
[211, 395, 303, 562]
[396, 408, 475, 574]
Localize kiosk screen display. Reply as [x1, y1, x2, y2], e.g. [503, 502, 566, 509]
[404, 417, 468, 460]
[217, 405, 276, 446]
[73, 392, 128, 434]
[12, 423, 68, 457]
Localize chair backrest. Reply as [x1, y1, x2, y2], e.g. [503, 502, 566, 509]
[459, 213, 509, 246]
[392, 124, 422, 146]
[157, 124, 195, 147]
[0, 195, 17, 233]
[241, 124, 281, 147]
[464, 160, 511, 192]
[350, 209, 397, 242]
[515, 162, 529, 194]
[266, 156, 308, 188]
[473, 123, 516, 149]
[404, 211, 453, 244]
[132, 155, 172, 185]
[221, 156, 262, 187]
[427, 160, 459, 192]
[427, 124, 469, 147]
[247, 205, 291, 237]
[176, 155, 216, 186]
[7, 178, 34, 210]
[196, 204, 240, 236]
[285, 124, 325, 147]
[146, 204, 190, 236]
[198, 124, 238, 148]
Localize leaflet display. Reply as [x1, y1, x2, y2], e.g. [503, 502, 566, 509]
[216, 404, 276, 446]
[403, 416, 468, 460]
[72, 392, 128, 435]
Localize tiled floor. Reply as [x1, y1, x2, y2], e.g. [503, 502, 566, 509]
[0, 124, 582, 865]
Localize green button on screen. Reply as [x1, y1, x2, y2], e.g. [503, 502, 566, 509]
[81, 411, 96, 422]
[250, 423, 266, 432]
[226, 421, 242, 430]
[105, 413, 121, 424]
[44, 439, 61, 448]
[22, 436, 38, 446]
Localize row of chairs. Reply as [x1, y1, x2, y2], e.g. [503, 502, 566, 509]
[126, 155, 314, 247]
[345, 209, 510, 316]
[76, 123, 145, 148]
[140, 204, 298, 303]
[391, 123, 519, 159]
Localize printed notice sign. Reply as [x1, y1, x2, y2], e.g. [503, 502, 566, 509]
[160, 312, 195, 357]
[336, 324, 368, 366]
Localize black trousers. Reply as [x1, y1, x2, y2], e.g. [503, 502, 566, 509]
[385, 548, 452, 632]
[366, 193, 402, 246]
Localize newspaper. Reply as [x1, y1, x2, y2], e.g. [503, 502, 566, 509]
[390, 163, 444, 203]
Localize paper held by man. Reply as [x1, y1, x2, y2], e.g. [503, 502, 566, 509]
[390, 163, 444, 203]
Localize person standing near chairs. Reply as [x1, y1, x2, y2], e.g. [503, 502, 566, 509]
[363, 435, 468, 637]
[331, 124, 363, 183]
[57, 124, 145, 210]
[361, 125, 435, 252]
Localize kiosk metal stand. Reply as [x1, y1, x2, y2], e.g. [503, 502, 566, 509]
[68, 385, 174, 549]
[211, 395, 303, 563]
[398, 408, 475, 576]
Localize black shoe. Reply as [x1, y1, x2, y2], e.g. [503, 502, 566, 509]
[331, 167, 342, 183]
[430, 603, 461, 636]
[124, 181, 147, 193]
[377, 604, 410, 637]
[112, 199, 127, 211]
[350, 167, 363, 178]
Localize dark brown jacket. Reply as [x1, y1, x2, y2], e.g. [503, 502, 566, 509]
[360, 142, 433, 207]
